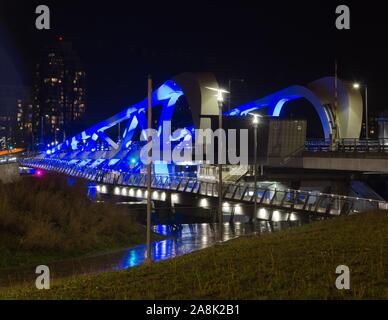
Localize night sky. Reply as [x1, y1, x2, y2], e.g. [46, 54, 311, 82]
[0, 0, 387, 126]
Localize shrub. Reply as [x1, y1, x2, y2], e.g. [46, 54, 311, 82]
[0, 176, 145, 254]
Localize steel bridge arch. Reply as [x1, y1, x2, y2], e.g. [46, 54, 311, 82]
[226, 77, 363, 140]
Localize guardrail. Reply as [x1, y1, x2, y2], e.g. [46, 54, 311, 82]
[0, 151, 38, 165]
[306, 139, 388, 153]
[0, 155, 24, 165]
[20, 157, 388, 216]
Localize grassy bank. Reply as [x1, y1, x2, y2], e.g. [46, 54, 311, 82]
[2, 211, 388, 299]
[0, 176, 151, 268]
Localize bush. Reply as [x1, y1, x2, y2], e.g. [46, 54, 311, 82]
[0, 176, 145, 255]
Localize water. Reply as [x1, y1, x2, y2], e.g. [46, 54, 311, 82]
[0, 220, 303, 288]
[119, 221, 300, 269]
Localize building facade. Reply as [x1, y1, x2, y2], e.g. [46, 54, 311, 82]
[15, 89, 36, 148]
[0, 85, 32, 150]
[34, 38, 86, 148]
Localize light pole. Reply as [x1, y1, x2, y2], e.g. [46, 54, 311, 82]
[145, 74, 153, 264]
[228, 78, 244, 111]
[251, 114, 260, 222]
[206, 86, 229, 241]
[55, 128, 60, 144]
[353, 82, 369, 139]
[40, 114, 49, 148]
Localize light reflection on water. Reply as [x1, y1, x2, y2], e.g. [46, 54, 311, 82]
[118, 221, 301, 270]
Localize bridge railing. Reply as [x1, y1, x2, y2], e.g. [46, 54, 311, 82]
[19, 157, 388, 216]
[306, 138, 388, 153]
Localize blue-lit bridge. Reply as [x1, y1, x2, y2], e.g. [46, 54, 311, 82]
[19, 72, 388, 217]
[28, 73, 366, 174]
[21, 157, 388, 219]
[301, 138, 388, 173]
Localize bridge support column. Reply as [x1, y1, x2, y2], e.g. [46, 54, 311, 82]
[268, 210, 274, 221]
[166, 192, 176, 218]
[229, 206, 235, 223]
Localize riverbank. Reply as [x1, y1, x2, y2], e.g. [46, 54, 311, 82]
[2, 211, 388, 299]
[0, 176, 159, 269]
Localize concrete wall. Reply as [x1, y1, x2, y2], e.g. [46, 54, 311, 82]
[308, 77, 363, 139]
[0, 163, 21, 183]
[173, 72, 220, 130]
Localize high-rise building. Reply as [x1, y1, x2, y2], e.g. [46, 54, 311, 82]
[34, 37, 86, 147]
[0, 85, 32, 150]
[15, 89, 36, 148]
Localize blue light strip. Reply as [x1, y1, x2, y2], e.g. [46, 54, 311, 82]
[226, 85, 332, 139]
[47, 80, 184, 156]
[41, 77, 334, 176]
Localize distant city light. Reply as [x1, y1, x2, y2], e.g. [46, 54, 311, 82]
[353, 83, 360, 89]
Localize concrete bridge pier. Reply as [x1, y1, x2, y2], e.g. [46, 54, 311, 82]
[229, 205, 235, 223]
[161, 192, 177, 226]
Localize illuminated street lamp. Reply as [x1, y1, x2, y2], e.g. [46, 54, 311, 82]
[146, 74, 153, 264]
[55, 127, 60, 144]
[250, 113, 260, 222]
[206, 86, 229, 241]
[40, 114, 49, 147]
[353, 82, 369, 139]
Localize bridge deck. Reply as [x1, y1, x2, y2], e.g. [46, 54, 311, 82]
[20, 158, 388, 217]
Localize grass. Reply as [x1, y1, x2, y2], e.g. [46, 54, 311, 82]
[0, 176, 153, 268]
[1, 211, 388, 299]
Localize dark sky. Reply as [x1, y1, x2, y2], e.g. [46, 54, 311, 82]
[0, 0, 387, 125]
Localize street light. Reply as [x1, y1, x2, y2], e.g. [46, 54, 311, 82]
[205, 87, 229, 102]
[40, 114, 49, 147]
[206, 86, 229, 241]
[55, 127, 60, 144]
[250, 113, 260, 222]
[353, 82, 369, 139]
[145, 74, 153, 264]
[228, 78, 244, 111]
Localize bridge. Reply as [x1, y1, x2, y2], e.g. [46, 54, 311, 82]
[21, 156, 388, 218]
[0, 148, 28, 183]
[226, 76, 363, 140]
[228, 137, 388, 174]
[277, 138, 388, 173]
[18, 72, 388, 216]
[29, 72, 365, 174]
[0, 148, 26, 165]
